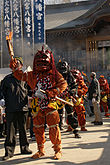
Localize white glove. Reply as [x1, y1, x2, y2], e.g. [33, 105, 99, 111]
[34, 90, 46, 99]
[0, 99, 5, 107]
[92, 98, 96, 103]
[93, 93, 97, 97]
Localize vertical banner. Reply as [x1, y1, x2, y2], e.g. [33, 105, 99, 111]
[23, 0, 33, 46]
[3, 0, 11, 36]
[3, 0, 11, 67]
[34, 0, 45, 44]
[12, 0, 22, 57]
[23, 0, 33, 66]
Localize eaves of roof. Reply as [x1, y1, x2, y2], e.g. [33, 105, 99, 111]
[45, 0, 110, 32]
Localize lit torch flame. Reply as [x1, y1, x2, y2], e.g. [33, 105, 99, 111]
[6, 31, 14, 58]
[6, 31, 13, 41]
[82, 71, 87, 77]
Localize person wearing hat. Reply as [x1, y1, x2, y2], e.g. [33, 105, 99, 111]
[88, 72, 103, 125]
[1, 57, 32, 161]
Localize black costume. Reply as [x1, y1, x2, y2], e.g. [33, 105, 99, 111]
[1, 73, 32, 159]
[56, 60, 80, 138]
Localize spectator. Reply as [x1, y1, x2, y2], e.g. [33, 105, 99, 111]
[1, 57, 32, 161]
[88, 72, 103, 125]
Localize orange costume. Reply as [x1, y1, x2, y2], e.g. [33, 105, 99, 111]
[99, 75, 110, 117]
[71, 69, 88, 131]
[10, 46, 67, 159]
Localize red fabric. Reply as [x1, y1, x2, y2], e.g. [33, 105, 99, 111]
[46, 88, 59, 98]
[33, 109, 61, 147]
[13, 69, 67, 92]
[77, 80, 88, 97]
[100, 100, 108, 113]
[75, 105, 86, 127]
[9, 58, 18, 70]
[99, 77, 109, 95]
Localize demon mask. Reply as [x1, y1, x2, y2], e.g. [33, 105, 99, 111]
[33, 46, 53, 73]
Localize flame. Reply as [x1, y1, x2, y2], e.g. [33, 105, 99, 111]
[82, 72, 87, 77]
[6, 31, 13, 40]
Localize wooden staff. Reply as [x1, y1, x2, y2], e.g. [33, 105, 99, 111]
[40, 88, 74, 107]
[6, 32, 14, 59]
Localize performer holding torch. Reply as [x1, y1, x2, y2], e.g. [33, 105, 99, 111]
[9, 37, 67, 160]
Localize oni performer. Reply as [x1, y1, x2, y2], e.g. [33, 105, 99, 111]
[9, 45, 67, 160]
[71, 69, 88, 131]
[99, 75, 110, 117]
[56, 60, 80, 137]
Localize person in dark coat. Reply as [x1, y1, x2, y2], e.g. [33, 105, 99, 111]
[1, 57, 32, 161]
[88, 72, 103, 125]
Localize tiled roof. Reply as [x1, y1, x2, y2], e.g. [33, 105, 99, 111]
[45, 0, 110, 31]
[45, 0, 96, 30]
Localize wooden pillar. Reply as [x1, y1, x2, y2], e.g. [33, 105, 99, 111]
[86, 38, 90, 73]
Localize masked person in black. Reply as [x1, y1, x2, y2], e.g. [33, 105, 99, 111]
[56, 60, 80, 138]
[1, 57, 32, 161]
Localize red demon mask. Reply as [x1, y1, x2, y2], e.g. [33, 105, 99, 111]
[99, 76, 107, 86]
[71, 69, 83, 83]
[33, 46, 52, 73]
[33, 45, 57, 85]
